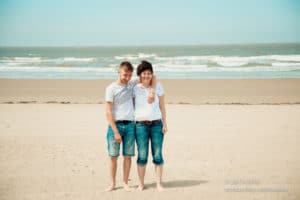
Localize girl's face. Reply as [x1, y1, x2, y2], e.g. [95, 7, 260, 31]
[140, 70, 153, 85]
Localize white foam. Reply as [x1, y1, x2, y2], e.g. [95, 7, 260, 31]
[115, 53, 157, 60]
[0, 66, 115, 72]
[264, 55, 300, 62]
[138, 53, 157, 58]
[0, 62, 24, 66]
[153, 63, 300, 72]
[14, 57, 42, 63]
[154, 64, 209, 72]
[155, 55, 218, 61]
[0, 57, 97, 66]
[211, 66, 300, 72]
[62, 57, 96, 62]
[115, 55, 137, 60]
[1, 54, 300, 75]
[272, 62, 300, 67]
[154, 55, 300, 67]
[156, 55, 251, 66]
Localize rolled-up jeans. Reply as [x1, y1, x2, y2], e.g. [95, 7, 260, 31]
[135, 120, 164, 166]
[106, 121, 135, 157]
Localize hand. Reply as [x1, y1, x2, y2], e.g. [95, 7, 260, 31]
[162, 125, 168, 134]
[114, 132, 122, 143]
[148, 92, 155, 103]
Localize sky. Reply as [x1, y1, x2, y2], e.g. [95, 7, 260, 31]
[0, 0, 300, 46]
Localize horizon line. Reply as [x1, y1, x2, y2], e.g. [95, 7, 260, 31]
[1, 42, 300, 48]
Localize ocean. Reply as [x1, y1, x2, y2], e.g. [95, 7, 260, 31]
[1, 43, 300, 79]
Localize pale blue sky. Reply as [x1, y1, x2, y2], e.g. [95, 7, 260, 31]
[0, 0, 299, 46]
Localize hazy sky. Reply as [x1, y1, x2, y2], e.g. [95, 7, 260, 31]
[0, 0, 299, 46]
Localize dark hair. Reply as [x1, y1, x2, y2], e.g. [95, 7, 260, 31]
[119, 61, 133, 72]
[137, 60, 153, 76]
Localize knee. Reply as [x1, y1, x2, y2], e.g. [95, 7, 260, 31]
[110, 157, 118, 163]
[153, 158, 164, 165]
[137, 158, 148, 166]
[152, 153, 164, 165]
[137, 151, 148, 166]
[123, 156, 132, 160]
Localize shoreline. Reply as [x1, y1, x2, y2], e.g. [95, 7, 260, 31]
[1, 78, 300, 105]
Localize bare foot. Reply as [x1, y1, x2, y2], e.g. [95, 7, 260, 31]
[123, 183, 133, 192]
[157, 183, 164, 192]
[136, 185, 144, 191]
[105, 184, 116, 192]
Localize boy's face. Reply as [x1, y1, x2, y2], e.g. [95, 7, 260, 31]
[118, 68, 132, 84]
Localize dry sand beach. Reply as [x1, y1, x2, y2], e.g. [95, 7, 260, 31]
[1, 78, 300, 104]
[0, 78, 300, 200]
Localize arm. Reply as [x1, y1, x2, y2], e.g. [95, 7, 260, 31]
[130, 78, 139, 86]
[106, 102, 122, 142]
[159, 95, 167, 134]
[148, 75, 157, 103]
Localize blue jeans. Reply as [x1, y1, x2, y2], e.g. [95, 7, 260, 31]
[106, 121, 135, 157]
[135, 120, 164, 166]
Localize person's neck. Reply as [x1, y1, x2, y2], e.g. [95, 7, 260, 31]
[116, 79, 127, 85]
[141, 82, 150, 88]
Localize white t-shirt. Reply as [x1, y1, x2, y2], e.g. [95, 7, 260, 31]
[105, 80, 137, 121]
[133, 82, 164, 121]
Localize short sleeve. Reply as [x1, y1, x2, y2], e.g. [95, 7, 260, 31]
[156, 82, 164, 96]
[105, 86, 114, 102]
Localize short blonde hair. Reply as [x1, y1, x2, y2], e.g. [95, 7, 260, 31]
[119, 61, 133, 72]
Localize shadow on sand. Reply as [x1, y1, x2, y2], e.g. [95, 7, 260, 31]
[145, 179, 208, 189]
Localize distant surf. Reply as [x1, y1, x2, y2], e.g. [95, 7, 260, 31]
[1, 44, 300, 79]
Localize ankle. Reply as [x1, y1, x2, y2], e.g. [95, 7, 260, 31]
[156, 182, 164, 191]
[157, 181, 163, 187]
[137, 185, 144, 191]
[139, 182, 144, 187]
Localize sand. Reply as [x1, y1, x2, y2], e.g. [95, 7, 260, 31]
[0, 78, 300, 200]
[1, 78, 300, 104]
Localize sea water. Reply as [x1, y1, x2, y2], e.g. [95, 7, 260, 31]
[1, 43, 300, 79]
